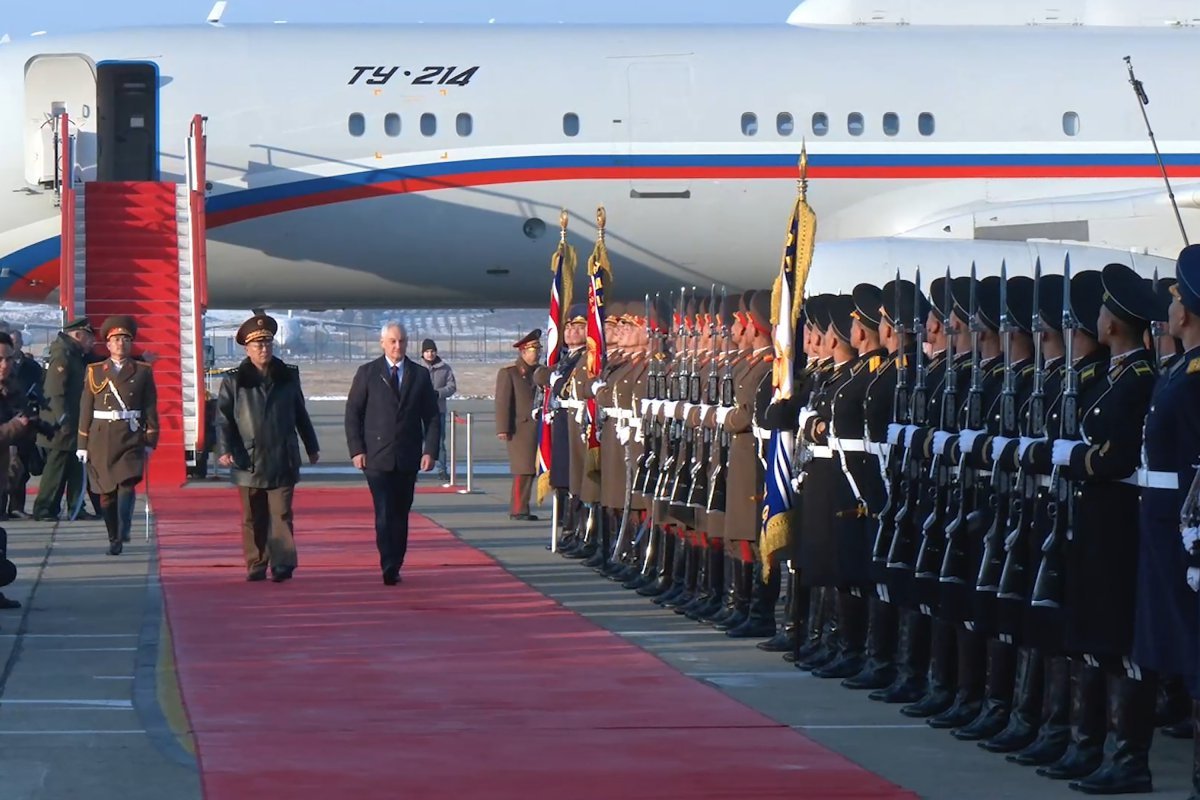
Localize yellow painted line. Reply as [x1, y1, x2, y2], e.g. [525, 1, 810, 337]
[156, 616, 196, 757]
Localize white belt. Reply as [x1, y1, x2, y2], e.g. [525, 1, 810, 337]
[561, 399, 585, 411]
[609, 409, 635, 421]
[864, 441, 889, 458]
[810, 446, 833, 459]
[1034, 475, 1053, 489]
[753, 426, 771, 441]
[829, 437, 866, 453]
[1121, 468, 1178, 490]
[93, 410, 141, 421]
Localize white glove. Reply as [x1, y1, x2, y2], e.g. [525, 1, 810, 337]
[75, 449, 88, 464]
[616, 425, 631, 445]
[1188, 567, 1200, 593]
[932, 431, 952, 456]
[958, 428, 983, 454]
[1051, 439, 1082, 467]
[1018, 436, 1042, 460]
[798, 408, 817, 433]
[663, 400, 679, 418]
[640, 398, 652, 415]
[887, 423, 905, 445]
[991, 436, 1012, 463]
[716, 406, 733, 426]
[904, 425, 919, 447]
[1181, 526, 1200, 553]
[590, 379, 606, 395]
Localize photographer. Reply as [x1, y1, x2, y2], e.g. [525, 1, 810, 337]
[7, 330, 44, 518]
[0, 332, 35, 612]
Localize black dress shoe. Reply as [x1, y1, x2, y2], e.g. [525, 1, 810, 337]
[757, 630, 798, 652]
[121, 532, 131, 543]
[0, 594, 21, 610]
[107, 541, 123, 556]
[383, 571, 399, 586]
[271, 569, 293, 583]
[509, 513, 539, 521]
[246, 571, 267, 582]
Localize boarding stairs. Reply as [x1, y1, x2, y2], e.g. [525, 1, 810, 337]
[57, 114, 209, 487]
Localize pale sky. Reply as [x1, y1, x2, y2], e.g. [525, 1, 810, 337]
[2, 0, 802, 36]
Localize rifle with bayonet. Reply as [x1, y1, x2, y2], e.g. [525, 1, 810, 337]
[669, 290, 701, 505]
[708, 288, 733, 513]
[655, 289, 688, 501]
[1032, 255, 1076, 608]
[977, 262, 1018, 592]
[941, 262, 983, 585]
[915, 268, 956, 579]
[998, 260, 1044, 599]
[889, 269, 927, 569]
[687, 285, 719, 508]
[873, 271, 911, 563]
[633, 293, 658, 494]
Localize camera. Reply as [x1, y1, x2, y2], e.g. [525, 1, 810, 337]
[19, 384, 63, 439]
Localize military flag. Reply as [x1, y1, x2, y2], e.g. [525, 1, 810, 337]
[762, 146, 817, 579]
[584, 206, 612, 473]
[535, 211, 576, 505]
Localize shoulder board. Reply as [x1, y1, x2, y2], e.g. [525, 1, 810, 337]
[1188, 357, 1200, 375]
[286, 363, 299, 371]
[1133, 361, 1155, 377]
[1080, 364, 1098, 382]
[989, 362, 1006, 376]
[1019, 363, 1035, 376]
[868, 355, 882, 373]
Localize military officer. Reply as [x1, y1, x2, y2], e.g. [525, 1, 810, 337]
[32, 317, 93, 521]
[495, 329, 548, 521]
[76, 316, 158, 555]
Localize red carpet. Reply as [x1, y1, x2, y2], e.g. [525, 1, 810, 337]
[153, 487, 915, 800]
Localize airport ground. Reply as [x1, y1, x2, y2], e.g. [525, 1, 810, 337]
[0, 398, 1194, 799]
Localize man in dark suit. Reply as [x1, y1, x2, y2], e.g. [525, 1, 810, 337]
[345, 321, 441, 585]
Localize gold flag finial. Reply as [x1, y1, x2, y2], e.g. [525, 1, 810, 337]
[559, 209, 569, 234]
[596, 205, 607, 236]
[798, 140, 809, 200]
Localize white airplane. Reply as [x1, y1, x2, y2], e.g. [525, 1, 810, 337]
[0, 9, 1195, 309]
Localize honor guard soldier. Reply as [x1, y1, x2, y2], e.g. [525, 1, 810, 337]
[495, 329, 548, 521]
[77, 316, 158, 555]
[1140, 246, 1200, 800]
[1042, 263, 1159, 794]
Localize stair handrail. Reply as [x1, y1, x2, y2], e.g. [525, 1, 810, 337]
[58, 112, 76, 325]
[186, 114, 210, 463]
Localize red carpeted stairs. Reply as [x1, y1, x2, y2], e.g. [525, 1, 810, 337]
[80, 181, 186, 486]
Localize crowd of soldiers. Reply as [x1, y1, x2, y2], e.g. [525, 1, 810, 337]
[524, 245, 1200, 797]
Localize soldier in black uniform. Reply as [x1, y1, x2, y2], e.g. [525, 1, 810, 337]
[1041, 263, 1159, 794]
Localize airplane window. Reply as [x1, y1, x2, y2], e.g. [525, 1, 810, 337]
[812, 113, 829, 136]
[456, 113, 473, 137]
[777, 112, 795, 136]
[883, 112, 900, 136]
[421, 113, 437, 137]
[384, 113, 401, 137]
[918, 112, 935, 136]
[1063, 111, 1080, 136]
[563, 113, 580, 136]
[741, 113, 758, 137]
[848, 112, 864, 136]
[348, 113, 365, 137]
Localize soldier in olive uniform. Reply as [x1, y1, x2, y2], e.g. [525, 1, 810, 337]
[495, 330, 548, 521]
[32, 317, 94, 521]
[76, 316, 158, 555]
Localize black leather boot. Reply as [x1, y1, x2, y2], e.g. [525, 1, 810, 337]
[900, 616, 954, 716]
[564, 504, 597, 559]
[981, 646, 1044, 752]
[582, 510, 609, 568]
[1155, 674, 1191, 728]
[661, 541, 699, 609]
[953, 637, 1016, 741]
[1038, 660, 1106, 780]
[792, 587, 827, 663]
[678, 539, 713, 616]
[700, 556, 734, 623]
[1068, 669, 1155, 794]
[652, 536, 690, 606]
[812, 591, 866, 678]
[1010, 655, 1071, 766]
[637, 528, 676, 597]
[622, 527, 656, 589]
[928, 626, 984, 729]
[757, 563, 794, 651]
[843, 596, 899, 690]
[797, 588, 841, 671]
[726, 560, 777, 639]
[687, 543, 725, 620]
[714, 558, 750, 631]
[873, 608, 931, 703]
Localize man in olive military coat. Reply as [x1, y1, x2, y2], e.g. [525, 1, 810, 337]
[217, 314, 320, 581]
[76, 316, 159, 555]
[495, 330, 548, 521]
[32, 317, 93, 521]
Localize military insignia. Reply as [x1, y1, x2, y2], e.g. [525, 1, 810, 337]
[1081, 365, 1098, 382]
[868, 355, 881, 373]
[1133, 362, 1154, 377]
[56, 365, 64, 373]
[1188, 357, 1200, 375]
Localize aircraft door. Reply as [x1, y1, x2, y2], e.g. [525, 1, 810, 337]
[23, 54, 98, 187]
[97, 63, 159, 181]
[627, 61, 694, 198]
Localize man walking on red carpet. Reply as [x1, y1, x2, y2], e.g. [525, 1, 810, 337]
[345, 321, 441, 586]
[216, 314, 320, 583]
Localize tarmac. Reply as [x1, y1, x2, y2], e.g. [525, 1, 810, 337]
[0, 397, 1194, 799]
